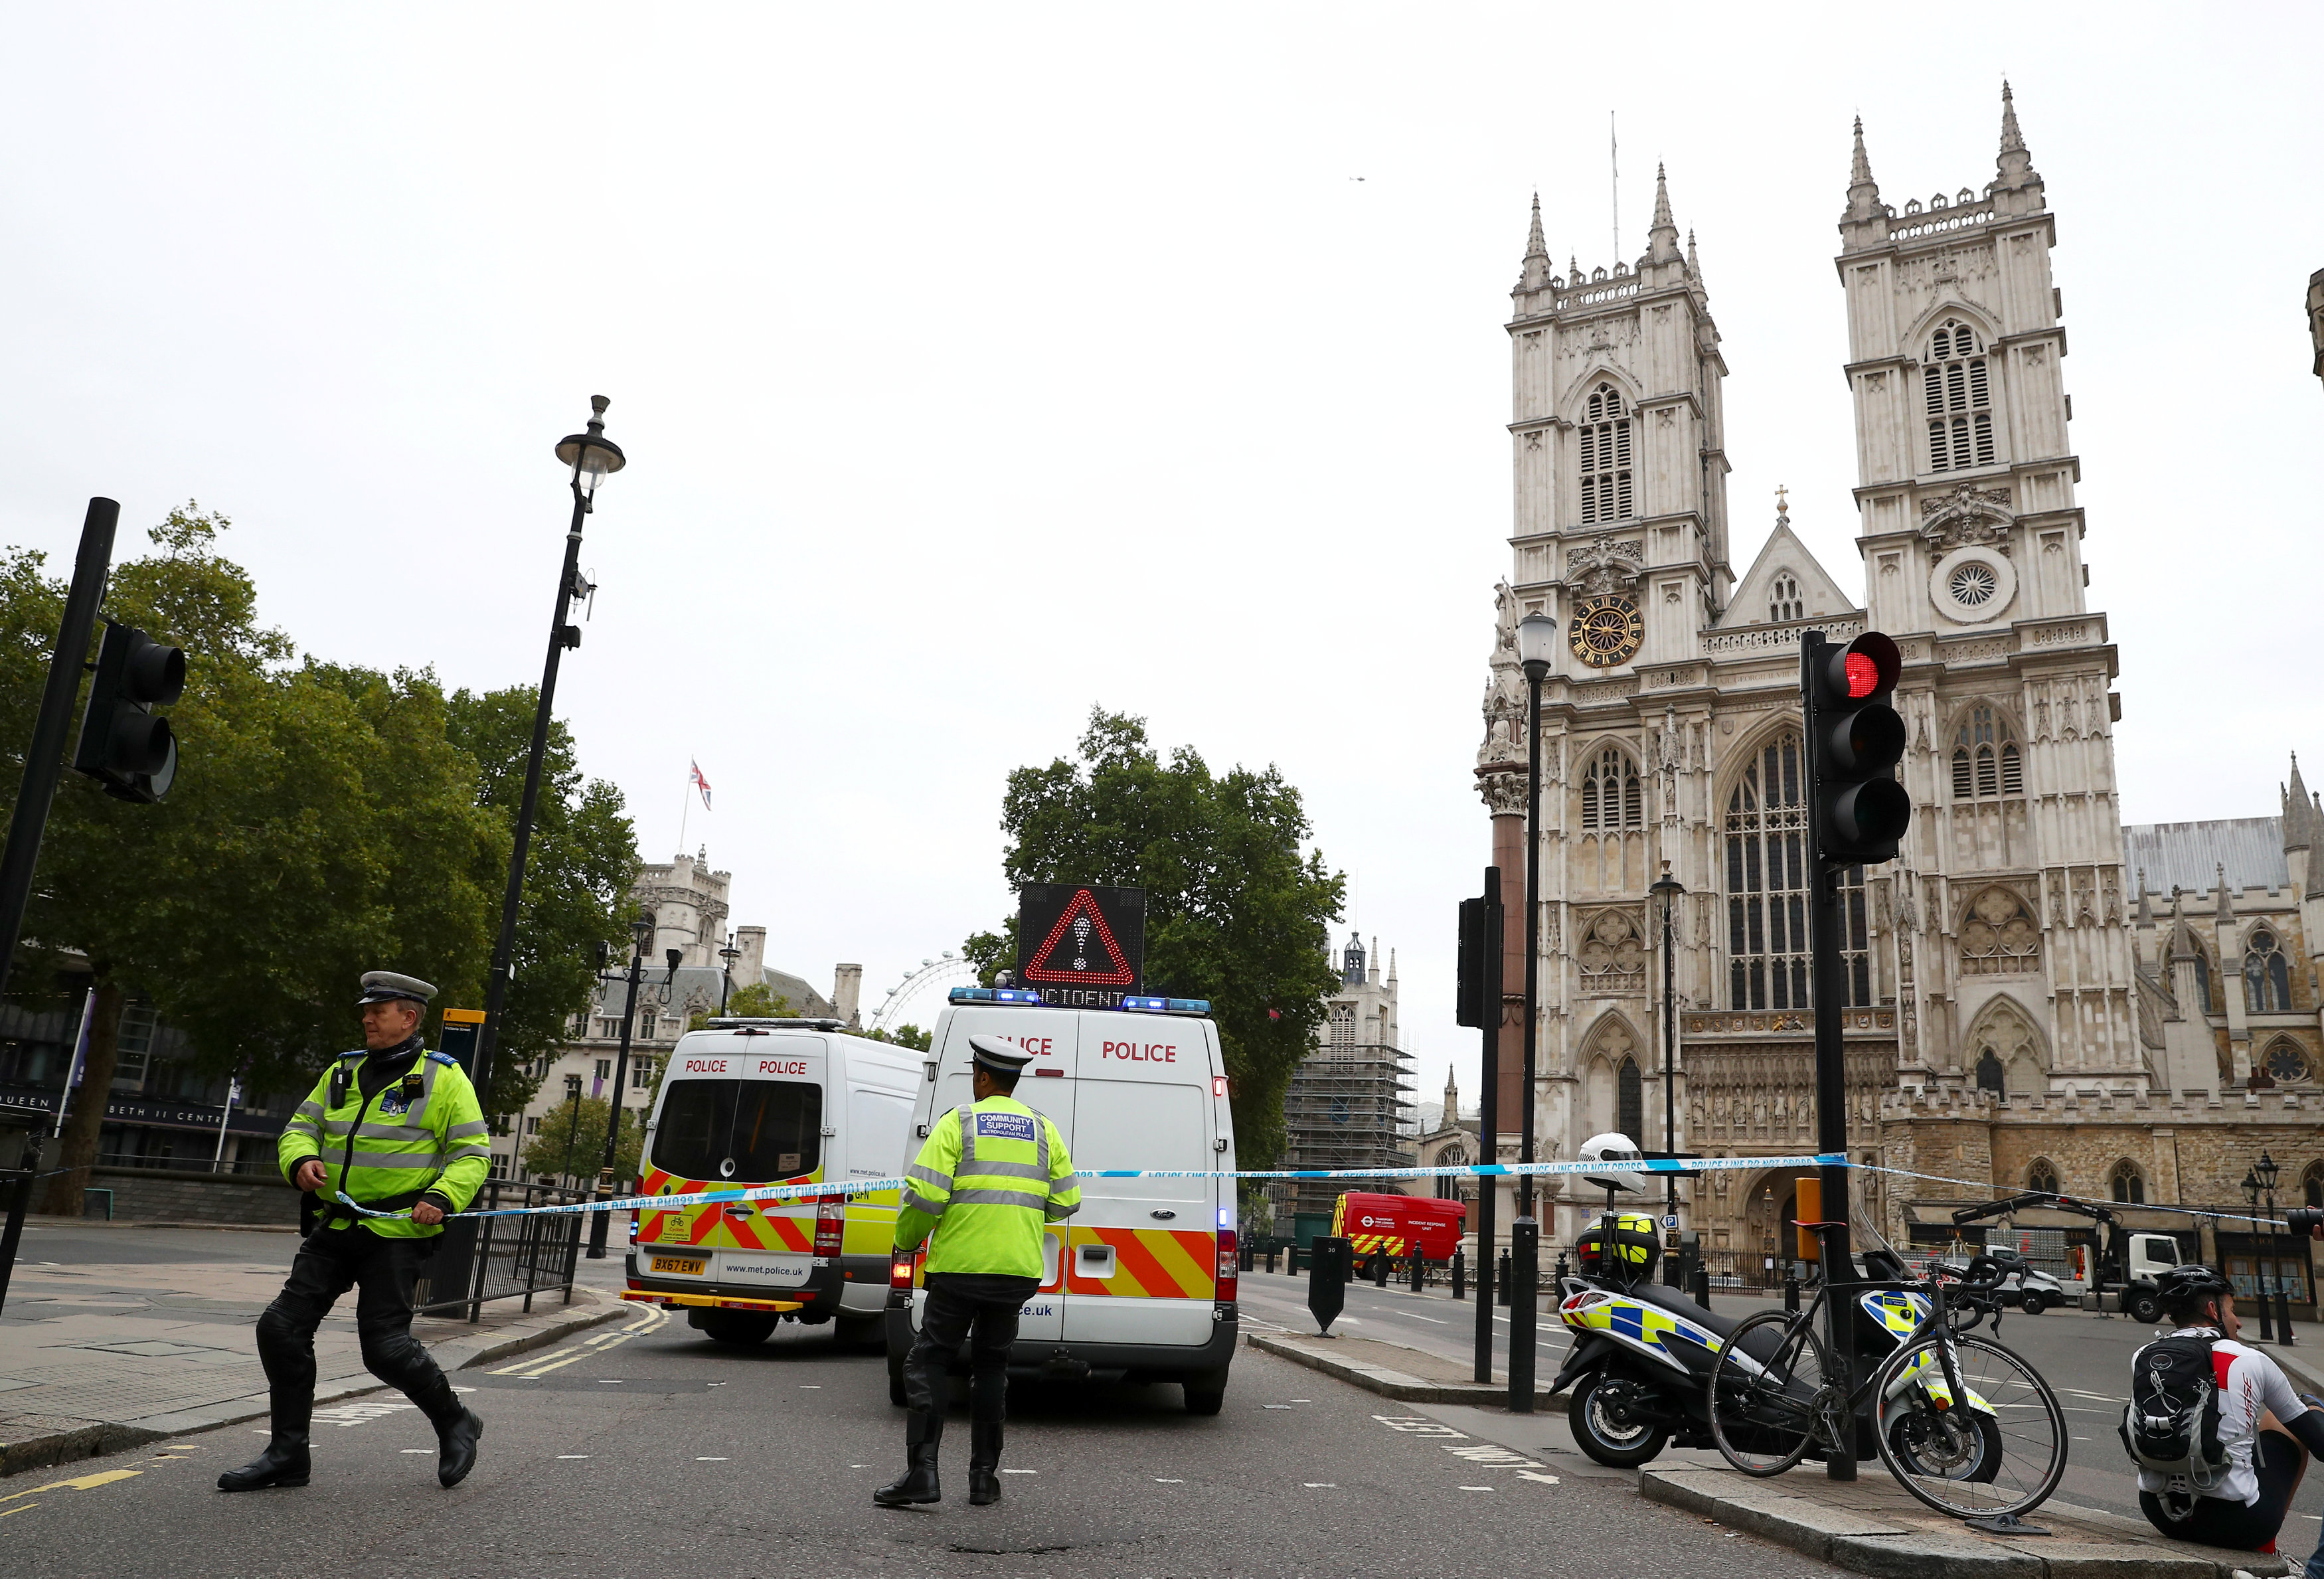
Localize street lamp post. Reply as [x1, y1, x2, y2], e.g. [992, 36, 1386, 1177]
[1509, 611, 1557, 1413]
[2260, 1151, 2295, 1345]
[585, 914, 655, 1260]
[1649, 862, 1685, 1286]
[474, 398, 626, 1118]
[2244, 1168, 2275, 1343]
[718, 933, 741, 1014]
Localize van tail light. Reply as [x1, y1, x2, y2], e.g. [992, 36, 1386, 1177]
[1215, 1229, 1238, 1303]
[890, 1252, 915, 1289]
[815, 1194, 845, 1258]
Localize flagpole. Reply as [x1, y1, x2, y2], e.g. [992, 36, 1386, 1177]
[678, 766, 691, 858]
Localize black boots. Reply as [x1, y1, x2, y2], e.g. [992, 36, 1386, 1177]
[216, 1441, 310, 1492]
[434, 1404, 483, 1488]
[968, 1422, 1003, 1506]
[873, 1441, 942, 1507]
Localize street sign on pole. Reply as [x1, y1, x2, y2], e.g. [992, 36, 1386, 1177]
[1016, 884, 1145, 1006]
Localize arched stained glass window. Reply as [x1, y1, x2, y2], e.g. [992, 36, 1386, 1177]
[1951, 705, 2023, 801]
[2246, 929, 2293, 1014]
[1617, 1057, 1643, 1146]
[1724, 730, 1871, 1009]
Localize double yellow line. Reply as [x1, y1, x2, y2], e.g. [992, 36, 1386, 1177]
[489, 1303, 667, 1380]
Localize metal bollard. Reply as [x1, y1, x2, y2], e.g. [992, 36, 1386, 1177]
[1691, 1266, 1711, 1309]
[1452, 1248, 1466, 1301]
[1411, 1254, 1426, 1293]
[1554, 1251, 1570, 1287]
[1370, 1251, 1390, 1288]
[1240, 1242, 1254, 1273]
[1783, 1274, 1800, 1314]
[1497, 1249, 1511, 1305]
[1308, 1237, 1353, 1335]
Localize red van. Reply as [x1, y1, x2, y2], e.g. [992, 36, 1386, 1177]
[1330, 1191, 1465, 1273]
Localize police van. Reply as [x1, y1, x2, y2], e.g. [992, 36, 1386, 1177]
[885, 989, 1238, 1414]
[623, 1019, 921, 1346]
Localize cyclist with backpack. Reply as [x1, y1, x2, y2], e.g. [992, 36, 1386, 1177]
[2123, 1264, 2324, 1560]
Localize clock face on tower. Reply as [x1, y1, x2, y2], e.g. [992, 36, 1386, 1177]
[1568, 595, 1644, 668]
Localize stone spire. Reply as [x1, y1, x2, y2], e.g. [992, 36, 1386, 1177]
[1686, 228, 1699, 276]
[1569, 252, 1582, 286]
[1994, 80, 2040, 191]
[2282, 752, 2315, 851]
[1443, 1062, 1459, 1126]
[2216, 863, 2234, 918]
[1646, 163, 1681, 264]
[1519, 192, 1552, 291]
[1843, 116, 1884, 222]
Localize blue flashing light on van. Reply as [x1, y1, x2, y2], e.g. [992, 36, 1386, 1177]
[946, 987, 1211, 1015]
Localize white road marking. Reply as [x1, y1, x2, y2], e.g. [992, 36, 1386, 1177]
[557, 1455, 588, 1460]
[1291, 1399, 1311, 1404]
[1458, 1485, 1494, 1491]
[1303, 1482, 1337, 1488]
[400, 1449, 430, 1455]
[1400, 1313, 1450, 1323]
[799, 1384, 821, 1389]
[1263, 1404, 1292, 1410]
[697, 1457, 728, 1461]
[1002, 1469, 1037, 1475]
[1155, 1477, 1184, 1483]
[1517, 1471, 1561, 1485]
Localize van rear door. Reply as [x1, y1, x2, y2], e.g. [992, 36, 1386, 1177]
[639, 1035, 827, 1290]
[1062, 1013, 1221, 1349]
[919, 1008, 1080, 1343]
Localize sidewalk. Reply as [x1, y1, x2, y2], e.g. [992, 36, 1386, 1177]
[0, 1216, 622, 1477]
[1246, 1329, 1565, 1410]
[1641, 1462, 2292, 1578]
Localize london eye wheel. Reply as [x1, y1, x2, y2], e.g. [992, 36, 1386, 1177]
[871, 952, 978, 1036]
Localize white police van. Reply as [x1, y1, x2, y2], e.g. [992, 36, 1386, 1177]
[884, 988, 1239, 1414]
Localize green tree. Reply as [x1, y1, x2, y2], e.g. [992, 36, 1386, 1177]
[519, 1092, 641, 1185]
[963, 708, 1343, 1167]
[864, 1023, 932, 1052]
[445, 685, 637, 1118]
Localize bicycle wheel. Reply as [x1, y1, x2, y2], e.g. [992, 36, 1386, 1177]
[1872, 1332, 2066, 1518]
[1708, 1310, 1833, 1477]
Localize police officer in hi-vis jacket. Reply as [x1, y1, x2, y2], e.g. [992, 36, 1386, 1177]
[217, 971, 492, 1493]
[876, 1034, 1082, 1509]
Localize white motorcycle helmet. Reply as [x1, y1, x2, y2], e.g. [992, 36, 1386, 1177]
[1578, 1131, 1647, 1197]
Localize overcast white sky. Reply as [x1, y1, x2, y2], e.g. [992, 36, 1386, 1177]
[3, 6, 2319, 1104]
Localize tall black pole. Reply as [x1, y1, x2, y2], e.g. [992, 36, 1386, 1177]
[586, 945, 646, 1259]
[0, 499, 118, 1009]
[1473, 865, 1502, 1384]
[1661, 876, 1680, 1284]
[1802, 630, 1855, 1480]
[1510, 666, 1544, 1412]
[476, 398, 618, 1119]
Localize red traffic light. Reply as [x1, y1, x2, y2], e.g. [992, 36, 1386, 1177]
[1822, 631, 1900, 703]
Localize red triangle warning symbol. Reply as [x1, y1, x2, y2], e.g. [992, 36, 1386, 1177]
[1021, 888, 1136, 986]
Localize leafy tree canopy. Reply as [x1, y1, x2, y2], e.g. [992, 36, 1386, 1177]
[519, 1093, 641, 1185]
[962, 708, 1343, 1167]
[0, 505, 635, 1207]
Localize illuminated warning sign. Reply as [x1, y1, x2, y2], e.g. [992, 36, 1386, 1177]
[1017, 885, 1145, 1000]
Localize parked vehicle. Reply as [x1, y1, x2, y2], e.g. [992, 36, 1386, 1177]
[1934, 1246, 2068, 1313]
[1950, 1192, 2186, 1322]
[622, 1019, 921, 1347]
[1330, 1191, 1465, 1278]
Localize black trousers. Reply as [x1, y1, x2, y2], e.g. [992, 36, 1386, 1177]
[254, 1226, 459, 1442]
[2138, 1427, 2304, 1552]
[900, 1272, 1040, 1445]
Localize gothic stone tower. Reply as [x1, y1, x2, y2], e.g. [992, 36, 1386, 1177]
[1837, 90, 2143, 1134]
[1475, 170, 1733, 1238]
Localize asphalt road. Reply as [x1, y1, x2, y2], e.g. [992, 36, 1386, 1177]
[1238, 1262, 2324, 1538]
[1, 1294, 1851, 1578]
[5, 1218, 304, 1269]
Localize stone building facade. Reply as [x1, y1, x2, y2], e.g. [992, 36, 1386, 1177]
[1276, 936, 1415, 1224]
[1472, 88, 2324, 1280]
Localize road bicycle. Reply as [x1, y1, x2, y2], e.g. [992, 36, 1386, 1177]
[1706, 1217, 2068, 1521]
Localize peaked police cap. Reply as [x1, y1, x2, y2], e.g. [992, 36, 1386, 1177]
[967, 1034, 1035, 1074]
[357, 971, 438, 1007]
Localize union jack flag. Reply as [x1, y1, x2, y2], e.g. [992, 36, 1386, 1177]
[689, 759, 712, 810]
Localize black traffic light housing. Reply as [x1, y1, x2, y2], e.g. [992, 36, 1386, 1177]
[71, 619, 185, 803]
[1802, 629, 1910, 865]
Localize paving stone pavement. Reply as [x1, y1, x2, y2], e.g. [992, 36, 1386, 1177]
[1, 1226, 620, 1475]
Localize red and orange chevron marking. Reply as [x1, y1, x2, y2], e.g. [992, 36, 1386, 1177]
[1064, 1226, 1217, 1299]
[635, 1164, 815, 1252]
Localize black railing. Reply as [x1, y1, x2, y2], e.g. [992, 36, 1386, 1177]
[412, 1179, 591, 1322]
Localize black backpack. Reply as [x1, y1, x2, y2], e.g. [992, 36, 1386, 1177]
[2119, 1333, 2230, 1491]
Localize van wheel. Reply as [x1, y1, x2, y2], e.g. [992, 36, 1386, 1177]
[699, 1311, 778, 1347]
[2125, 1289, 2163, 1326]
[1183, 1371, 1228, 1416]
[835, 1314, 882, 1351]
[2021, 1292, 2047, 1315]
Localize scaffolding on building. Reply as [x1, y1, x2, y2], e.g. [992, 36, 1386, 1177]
[1278, 1040, 1417, 1222]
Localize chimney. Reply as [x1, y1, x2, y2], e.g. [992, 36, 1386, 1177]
[734, 926, 768, 987]
[833, 964, 863, 1029]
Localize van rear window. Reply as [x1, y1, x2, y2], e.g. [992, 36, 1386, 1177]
[653, 1080, 822, 1182]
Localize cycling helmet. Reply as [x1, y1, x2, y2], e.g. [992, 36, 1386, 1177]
[1578, 1131, 1647, 1196]
[2155, 1262, 2231, 1319]
[1574, 1211, 1661, 1282]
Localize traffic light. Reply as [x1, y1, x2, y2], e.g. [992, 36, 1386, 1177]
[71, 620, 185, 802]
[1803, 629, 1910, 864]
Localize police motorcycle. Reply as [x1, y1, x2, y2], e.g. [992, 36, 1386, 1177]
[1550, 1137, 2015, 1473]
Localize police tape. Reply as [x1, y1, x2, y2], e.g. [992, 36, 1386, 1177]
[333, 1151, 1847, 1222]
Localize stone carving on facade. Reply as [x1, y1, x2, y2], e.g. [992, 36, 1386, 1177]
[1578, 910, 1647, 995]
[1918, 483, 2015, 553]
[1959, 886, 2040, 974]
[1567, 539, 1644, 595]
